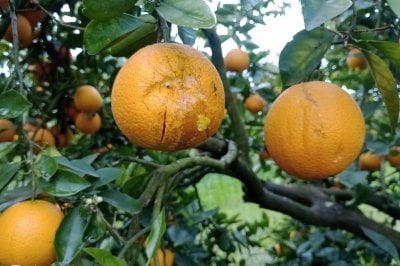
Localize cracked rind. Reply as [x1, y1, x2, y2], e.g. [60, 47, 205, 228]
[111, 43, 225, 151]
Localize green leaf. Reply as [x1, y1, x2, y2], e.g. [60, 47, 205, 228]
[361, 226, 399, 259]
[85, 212, 106, 243]
[156, 0, 216, 29]
[361, 41, 400, 73]
[56, 156, 99, 177]
[240, 0, 263, 12]
[145, 209, 166, 264]
[84, 14, 144, 55]
[84, 248, 127, 266]
[108, 15, 158, 57]
[362, 49, 399, 130]
[336, 170, 368, 188]
[178, 26, 197, 46]
[82, 0, 138, 20]
[99, 190, 142, 214]
[0, 186, 40, 211]
[301, 0, 352, 30]
[55, 207, 90, 265]
[42, 169, 91, 197]
[387, 0, 400, 16]
[0, 90, 31, 118]
[0, 162, 20, 191]
[0, 142, 16, 157]
[35, 154, 58, 181]
[92, 167, 121, 188]
[279, 28, 335, 88]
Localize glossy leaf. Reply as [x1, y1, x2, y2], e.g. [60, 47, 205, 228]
[56, 156, 99, 177]
[0, 90, 31, 118]
[55, 207, 90, 265]
[99, 190, 142, 214]
[35, 154, 58, 181]
[0, 162, 20, 191]
[362, 49, 399, 131]
[0, 186, 37, 211]
[42, 169, 91, 196]
[156, 0, 216, 29]
[145, 209, 166, 264]
[84, 248, 127, 266]
[0, 142, 16, 157]
[82, 0, 137, 20]
[361, 226, 399, 259]
[92, 167, 121, 188]
[84, 14, 144, 55]
[301, 0, 352, 30]
[279, 28, 335, 88]
[362, 40, 400, 73]
[387, 0, 400, 16]
[84, 212, 106, 243]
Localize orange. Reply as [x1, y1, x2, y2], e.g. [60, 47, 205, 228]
[73, 85, 103, 113]
[4, 14, 33, 49]
[0, 119, 16, 142]
[264, 81, 365, 180]
[0, 200, 64, 266]
[111, 43, 225, 151]
[51, 125, 74, 147]
[359, 151, 382, 171]
[245, 93, 266, 114]
[274, 243, 282, 257]
[28, 128, 56, 154]
[149, 248, 174, 266]
[224, 48, 250, 72]
[346, 48, 368, 70]
[387, 146, 400, 168]
[22, 9, 47, 28]
[65, 99, 79, 121]
[74, 112, 101, 134]
[0, 0, 8, 10]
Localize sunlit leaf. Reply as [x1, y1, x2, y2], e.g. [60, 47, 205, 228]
[387, 0, 400, 16]
[84, 248, 127, 266]
[361, 40, 400, 73]
[279, 28, 335, 88]
[84, 14, 144, 55]
[0, 90, 31, 118]
[156, 0, 216, 29]
[55, 207, 90, 265]
[99, 190, 142, 214]
[301, 0, 352, 30]
[82, 0, 138, 20]
[145, 209, 166, 264]
[362, 49, 399, 131]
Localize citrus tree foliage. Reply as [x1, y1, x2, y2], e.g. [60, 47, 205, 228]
[0, 0, 400, 265]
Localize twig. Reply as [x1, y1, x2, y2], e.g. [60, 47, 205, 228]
[96, 206, 125, 246]
[352, 24, 394, 33]
[118, 226, 150, 258]
[8, 0, 24, 92]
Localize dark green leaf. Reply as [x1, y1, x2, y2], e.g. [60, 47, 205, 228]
[84, 14, 144, 55]
[85, 212, 106, 243]
[361, 226, 399, 259]
[56, 156, 99, 177]
[107, 15, 157, 57]
[84, 248, 127, 266]
[55, 207, 90, 265]
[92, 167, 121, 188]
[301, 0, 352, 30]
[279, 28, 335, 88]
[145, 209, 166, 264]
[82, 0, 137, 20]
[387, 0, 400, 16]
[0, 162, 20, 191]
[156, 0, 216, 29]
[35, 154, 58, 181]
[42, 169, 91, 197]
[0, 186, 41, 211]
[0, 142, 16, 157]
[99, 190, 142, 214]
[178, 26, 197, 46]
[336, 170, 368, 188]
[361, 41, 400, 74]
[80, 153, 99, 165]
[362, 49, 399, 131]
[240, 0, 263, 12]
[0, 90, 31, 118]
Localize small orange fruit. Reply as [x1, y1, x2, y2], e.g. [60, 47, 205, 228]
[73, 85, 103, 113]
[65, 99, 79, 121]
[0, 200, 64, 266]
[22, 9, 47, 28]
[359, 151, 382, 171]
[74, 112, 102, 134]
[346, 48, 368, 70]
[245, 93, 266, 114]
[264, 81, 365, 180]
[387, 147, 400, 168]
[274, 243, 282, 257]
[224, 48, 250, 72]
[28, 128, 56, 154]
[0, 119, 16, 142]
[4, 14, 33, 49]
[50, 125, 74, 147]
[149, 248, 174, 266]
[111, 43, 225, 151]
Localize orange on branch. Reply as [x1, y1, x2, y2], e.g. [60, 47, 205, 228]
[387, 147, 400, 168]
[346, 48, 368, 70]
[245, 93, 267, 114]
[74, 112, 102, 134]
[359, 151, 382, 171]
[73, 85, 103, 113]
[0, 200, 64, 266]
[224, 48, 250, 72]
[0, 119, 16, 142]
[149, 248, 174, 266]
[264, 81, 365, 180]
[22, 9, 46, 28]
[111, 43, 225, 151]
[4, 14, 33, 49]
[51, 125, 74, 147]
[28, 128, 56, 154]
